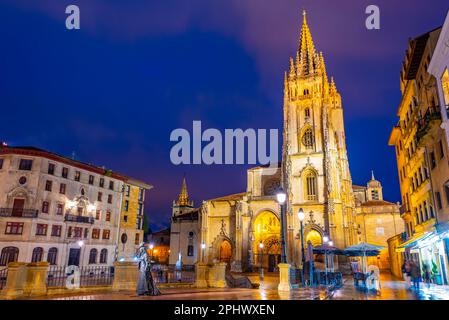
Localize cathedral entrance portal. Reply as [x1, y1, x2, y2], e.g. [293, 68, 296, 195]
[253, 211, 281, 272]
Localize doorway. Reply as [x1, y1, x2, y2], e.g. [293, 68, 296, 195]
[12, 199, 25, 217]
[68, 248, 81, 266]
[268, 254, 281, 272]
[219, 240, 232, 265]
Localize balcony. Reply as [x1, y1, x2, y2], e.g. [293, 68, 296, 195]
[64, 214, 95, 224]
[0, 208, 38, 218]
[417, 108, 442, 147]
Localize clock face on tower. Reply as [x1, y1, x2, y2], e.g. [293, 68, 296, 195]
[264, 179, 281, 196]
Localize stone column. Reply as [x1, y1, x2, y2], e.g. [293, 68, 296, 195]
[195, 262, 209, 288]
[208, 262, 227, 288]
[0, 262, 27, 299]
[277, 263, 292, 291]
[112, 261, 139, 292]
[23, 262, 49, 297]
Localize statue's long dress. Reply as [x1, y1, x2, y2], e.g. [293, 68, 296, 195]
[137, 254, 161, 296]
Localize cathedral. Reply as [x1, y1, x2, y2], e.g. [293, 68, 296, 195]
[168, 12, 402, 273]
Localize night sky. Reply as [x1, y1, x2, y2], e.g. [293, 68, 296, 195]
[1, 1, 448, 231]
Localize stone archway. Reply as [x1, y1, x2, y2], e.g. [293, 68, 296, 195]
[252, 210, 281, 272]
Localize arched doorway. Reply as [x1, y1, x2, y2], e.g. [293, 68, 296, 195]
[0, 247, 19, 266]
[305, 229, 322, 247]
[219, 240, 232, 265]
[253, 211, 281, 272]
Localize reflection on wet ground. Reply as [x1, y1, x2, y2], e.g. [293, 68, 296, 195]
[26, 272, 449, 300]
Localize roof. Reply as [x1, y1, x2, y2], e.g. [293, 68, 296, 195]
[248, 162, 281, 171]
[151, 227, 170, 236]
[173, 208, 199, 221]
[352, 185, 366, 190]
[361, 200, 397, 207]
[0, 145, 152, 187]
[207, 192, 246, 202]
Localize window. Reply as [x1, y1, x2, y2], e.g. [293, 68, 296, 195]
[0, 158, 3, 170]
[42, 201, 49, 214]
[89, 175, 94, 185]
[371, 190, 379, 200]
[304, 171, 317, 201]
[375, 227, 385, 236]
[442, 68, 449, 107]
[74, 227, 82, 238]
[135, 233, 140, 245]
[430, 151, 436, 169]
[67, 226, 72, 238]
[47, 248, 58, 265]
[436, 191, 442, 210]
[56, 203, 64, 215]
[59, 183, 66, 195]
[102, 229, 110, 239]
[31, 247, 43, 262]
[19, 159, 33, 170]
[439, 140, 445, 159]
[89, 249, 97, 264]
[109, 181, 114, 190]
[99, 178, 105, 188]
[105, 211, 111, 222]
[187, 245, 194, 257]
[62, 167, 69, 178]
[0, 247, 19, 266]
[95, 210, 101, 220]
[51, 225, 62, 237]
[305, 107, 310, 119]
[302, 129, 314, 149]
[124, 200, 129, 212]
[126, 185, 130, 197]
[45, 180, 53, 192]
[36, 224, 48, 236]
[107, 195, 112, 204]
[92, 228, 100, 239]
[98, 192, 103, 202]
[84, 228, 88, 239]
[138, 203, 143, 216]
[136, 217, 142, 230]
[123, 215, 128, 222]
[48, 163, 55, 175]
[139, 189, 144, 201]
[445, 185, 449, 206]
[5, 222, 24, 235]
[74, 171, 81, 182]
[99, 249, 108, 264]
[77, 207, 84, 215]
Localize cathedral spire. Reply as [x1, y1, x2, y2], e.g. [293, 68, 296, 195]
[177, 175, 190, 206]
[371, 170, 375, 181]
[298, 10, 317, 75]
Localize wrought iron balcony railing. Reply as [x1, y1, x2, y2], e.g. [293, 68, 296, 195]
[0, 208, 39, 218]
[64, 214, 95, 224]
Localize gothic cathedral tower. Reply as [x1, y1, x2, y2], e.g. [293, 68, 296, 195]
[282, 12, 357, 250]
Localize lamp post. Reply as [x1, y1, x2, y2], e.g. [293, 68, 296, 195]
[328, 241, 334, 272]
[297, 209, 305, 286]
[276, 189, 287, 264]
[259, 241, 264, 280]
[323, 236, 329, 285]
[149, 243, 154, 261]
[201, 243, 206, 263]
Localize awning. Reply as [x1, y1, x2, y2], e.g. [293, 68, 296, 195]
[396, 231, 435, 249]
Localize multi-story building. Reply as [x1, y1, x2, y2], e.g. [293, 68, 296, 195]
[353, 173, 403, 270]
[148, 228, 170, 264]
[117, 178, 152, 262]
[0, 144, 150, 268]
[388, 18, 449, 285]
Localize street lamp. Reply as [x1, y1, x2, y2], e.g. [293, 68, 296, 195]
[259, 241, 264, 280]
[276, 189, 287, 264]
[201, 243, 206, 263]
[149, 243, 154, 261]
[328, 241, 334, 272]
[297, 209, 306, 286]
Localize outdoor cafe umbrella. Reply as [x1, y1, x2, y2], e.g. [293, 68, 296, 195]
[312, 244, 344, 283]
[343, 243, 384, 274]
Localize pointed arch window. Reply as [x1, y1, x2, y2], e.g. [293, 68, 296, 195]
[304, 171, 318, 201]
[304, 107, 310, 119]
[302, 129, 314, 149]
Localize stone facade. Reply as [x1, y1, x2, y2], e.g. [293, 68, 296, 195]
[0, 145, 150, 268]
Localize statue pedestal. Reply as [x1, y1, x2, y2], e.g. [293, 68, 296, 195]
[24, 262, 49, 296]
[209, 263, 227, 288]
[0, 262, 27, 299]
[277, 263, 292, 292]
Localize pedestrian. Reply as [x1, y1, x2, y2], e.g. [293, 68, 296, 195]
[402, 260, 411, 289]
[409, 260, 421, 291]
[423, 264, 431, 289]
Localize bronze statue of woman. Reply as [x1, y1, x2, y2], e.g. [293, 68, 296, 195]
[136, 242, 161, 296]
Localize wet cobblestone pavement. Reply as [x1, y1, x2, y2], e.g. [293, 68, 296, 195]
[24, 273, 449, 300]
